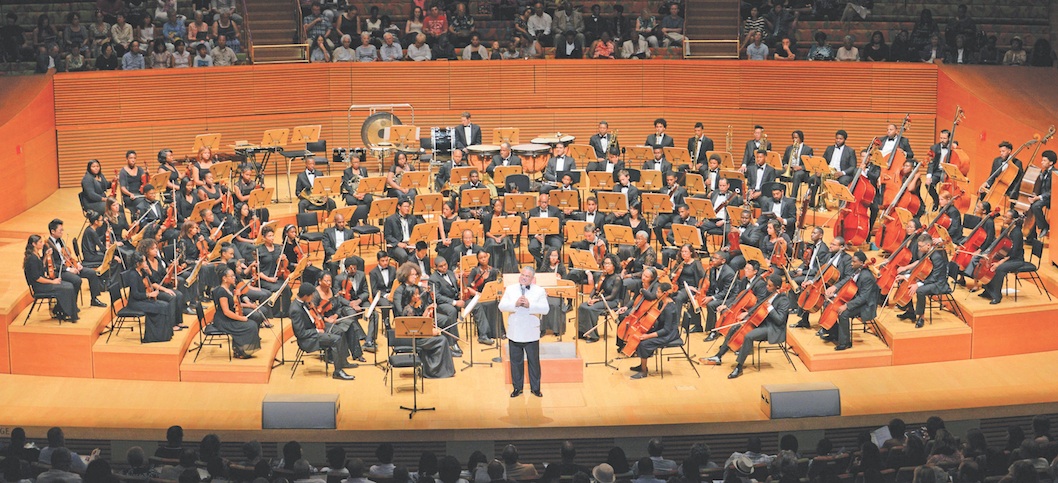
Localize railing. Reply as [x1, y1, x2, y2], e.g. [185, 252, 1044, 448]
[683, 39, 741, 59]
[240, 0, 255, 64]
[251, 44, 311, 64]
[293, 0, 305, 44]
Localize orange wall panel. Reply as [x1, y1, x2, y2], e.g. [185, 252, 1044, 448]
[0, 76, 58, 223]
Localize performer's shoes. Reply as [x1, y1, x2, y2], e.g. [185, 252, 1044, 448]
[978, 290, 992, 299]
[835, 344, 850, 351]
[688, 326, 704, 334]
[510, 389, 523, 398]
[479, 337, 494, 345]
[704, 332, 719, 342]
[452, 346, 463, 357]
[531, 390, 543, 397]
[815, 328, 826, 336]
[184, 307, 196, 315]
[363, 344, 377, 353]
[727, 366, 743, 379]
[1040, 229, 1049, 238]
[790, 322, 810, 328]
[261, 322, 274, 328]
[915, 318, 925, 328]
[700, 356, 721, 365]
[332, 370, 355, 380]
[630, 372, 647, 379]
[990, 298, 1002, 305]
[629, 365, 643, 372]
[584, 338, 599, 344]
[91, 298, 107, 308]
[897, 311, 915, 321]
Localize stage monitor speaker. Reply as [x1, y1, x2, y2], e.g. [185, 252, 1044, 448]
[761, 382, 840, 419]
[262, 394, 340, 429]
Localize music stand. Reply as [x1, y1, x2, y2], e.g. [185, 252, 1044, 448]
[291, 125, 321, 144]
[766, 151, 783, 171]
[564, 220, 590, 244]
[97, 243, 119, 275]
[189, 200, 220, 223]
[685, 173, 707, 195]
[247, 188, 274, 220]
[665, 147, 691, 171]
[332, 239, 361, 263]
[740, 245, 766, 269]
[671, 224, 705, 253]
[359, 176, 388, 195]
[192, 133, 221, 156]
[603, 225, 635, 250]
[413, 193, 444, 218]
[400, 171, 430, 193]
[387, 125, 420, 152]
[459, 254, 478, 275]
[303, 175, 343, 204]
[552, 190, 580, 213]
[448, 219, 482, 243]
[490, 216, 522, 240]
[707, 151, 736, 170]
[528, 217, 560, 239]
[367, 198, 399, 224]
[565, 145, 593, 162]
[149, 172, 172, 193]
[206, 234, 234, 261]
[567, 248, 600, 272]
[409, 221, 442, 246]
[638, 170, 664, 192]
[686, 197, 717, 221]
[451, 167, 475, 187]
[492, 127, 519, 145]
[625, 146, 653, 163]
[941, 163, 969, 184]
[640, 193, 674, 219]
[392, 316, 436, 418]
[477, 280, 506, 362]
[210, 160, 235, 185]
[503, 194, 537, 214]
[822, 180, 855, 203]
[460, 188, 491, 213]
[493, 166, 522, 188]
[258, 128, 289, 202]
[802, 155, 832, 208]
[325, 206, 356, 224]
[587, 171, 616, 192]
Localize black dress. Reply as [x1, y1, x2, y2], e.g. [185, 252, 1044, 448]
[146, 256, 187, 314]
[211, 286, 262, 355]
[392, 283, 455, 379]
[24, 255, 78, 321]
[126, 269, 175, 343]
[80, 171, 110, 214]
[256, 244, 292, 314]
[537, 261, 568, 336]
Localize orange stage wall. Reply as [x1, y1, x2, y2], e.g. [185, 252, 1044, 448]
[0, 75, 59, 223]
[52, 60, 938, 187]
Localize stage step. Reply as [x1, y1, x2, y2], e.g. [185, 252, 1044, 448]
[503, 341, 584, 383]
[786, 323, 892, 371]
[8, 297, 111, 378]
[178, 318, 293, 384]
[956, 285, 1058, 359]
[876, 310, 972, 365]
[91, 306, 205, 382]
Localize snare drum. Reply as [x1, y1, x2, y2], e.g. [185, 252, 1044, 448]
[467, 144, 502, 171]
[512, 143, 552, 174]
[430, 127, 455, 154]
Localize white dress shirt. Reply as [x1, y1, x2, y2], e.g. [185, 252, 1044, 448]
[497, 284, 549, 343]
[463, 125, 473, 146]
[882, 137, 898, 156]
[829, 145, 845, 171]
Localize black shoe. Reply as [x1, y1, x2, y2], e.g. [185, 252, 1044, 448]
[452, 347, 463, 357]
[815, 328, 826, 336]
[990, 298, 1002, 305]
[531, 390, 543, 397]
[1040, 229, 1049, 238]
[790, 322, 810, 328]
[585, 338, 599, 344]
[704, 332, 719, 342]
[978, 290, 992, 299]
[835, 344, 850, 351]
[727, 366, 743, 379]
[629, 365, 643, 372]
[915, 318, 925, 328]
[897, 311, 915, 321]
[354, 356, 366, 363]
[332, 370, 355, 380]
[479, 337, 494, 345]
[688, 326, 704, 333]
[510, 389, 523, 398]
[184, 307, 196, 315]
[630, 372, 647, 379]
[91, 298, 107, 308]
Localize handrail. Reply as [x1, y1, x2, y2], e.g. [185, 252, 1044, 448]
[293, 0, 305, 44]
[240, 0, 255, 64]
[250, 43, 311, 64]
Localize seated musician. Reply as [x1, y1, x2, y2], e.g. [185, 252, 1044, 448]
[758, 183, 796, 238]
[392, 262, 457, 378]
[47, 219, 106, 308]
[794, 236, 851, 330]
[699, 178, 742, 236]
[569, 223, 607, 284]
[703, 272, 789, 379]
[135, 184, 165, 227]
[699, 251, 737, 341]
[427, 256, 463, 347]
[935, 191, 963, 242]
[439, 201, 460, 237]
[232, 166, 270, 222]
[334, 256, 369, 315]
[482, 198, 518, 273]
[669, 244, 706, 331]
[824, 251, 879, 351]
[80, 211, 108, 270]
[138, 238, 191, 322]
[486, 142, 521, 178]
[980, 211, 1026, 305]
[296, 158, 337, 213]
[823, 130, 857, 188]
[442, 228, 483, 269]
[896, 233, 950, 328]
[574, 196, 611, 229]
[615, 267, 660, 353]
[728, 210, 763, 272]
[409, 241, 432, 278]
[255, 225, 292, 317]
[543, 143, 577, 186]
[641, 147, 672, 173]
[387, 152, 418, 200]
[281, 223, 321, 289]
[652, 172, 689, 245]
[383, 198, 421, 264]
[457, 169, 489, 219]
[118, 150, 148, 216]
[189, 146, 215, 188]
[340, 153, 372, 224]
[290, 284, 356, 380]
[364, 251, 397, 353]
[613, 169, 642, 207]
[23, 235, 79, 322]
[527, 193, 564, 266]
[435, 148, 469, 193]
[577, 254, 621, 343]
[537, 247, 568, 340]
[231, 203, 260, 261]
[1028, 150, 1055, 239]
[702, 154, 723, 192]
[550, 172, 579, 206]
[660, 205, 696, 266]
[789, 227, 826, 329]
[211, 267, 263, 359]
[783, 130, 814, 201]
[127, 253, 177, 343]
[587, 146, 625, 174]
[619, 231, 657, 303]
[322, 213, 354, 274]
[952, 200, 995, 285]
[745, 149, 777, 207]
[647, 119, 675, 149]
[81, 159, 110, 215]
[198, 209, 228, 250]
[628, 289, 680, 380]
[761, 220, 791, 267]
[197, 171, 229, 218]
[174, 178, 198, 223]
[217, 244, 272, 312]
[311, 272, 367, 364]
[466, 251, 501, 344]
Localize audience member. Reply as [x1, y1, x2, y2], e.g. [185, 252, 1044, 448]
[155, 426, 184, 459]
[552, 3, 585, 50]
[632, 439, 677, 477]
[304, 2, 334, 49]
[159, 448, 202, 481]
[592, 464, 616, 483]
[294, 460, 326, 483]
[462, 33, 488, 60]
[835, 34, 858, 61]
[405, 6, 425, 46]
[110, 14, 133, 54]
[334, 34, 355, 61]
[344, 458, 372, 483]
[408, 33, 432, 61]
[890, 29, 914, 61]
[449, 3, 474, 47]
[172, 40, 191, 67]
[276, 442, 314, 473]
[501, 445, 538, 482]
[356, 31, 377, 61]
[1003, 37, 1027, 66]
[773, 37, 795, 60]
[423, 5, 448, 45]
[2, 428, 40, 464]
[807, 31, 834, 60]
[744, 31, 768, 60]
[883, 419, 909, 449]
[527, 3, 553, 47]
[241, 441, 264, 467]
[369, 444, 396, 479]
[862, 30, 888, 61]
[150, 40, 173, 68]
[555, 30, 582, 59]
[763, 4, 797, 48]
[379, 32, 402, 61]
[485, 461, 505, 483]
[211, 35, 237, 66]
[121, 39, 145, 69]
[622, 33, 650, 59]
[584, 5, 609, 45]
[977, 35, 999, 64]
[659, 3, 683, 47]
[945, 4, 977, 51]
[193, 42, 213, 66]
[948, 34, 974, 64]
[83, 460, 116, 483]
[39, 429, 97, 474]
[631, 459, 664, 483]
[36, 449, 82, 483]
[436, 456, 464, 483]
[725, 437, 774, 468]
[606, 447, 632, 478]
[122, 447, 158, 478]
[590, 31, 616, 59]
[542, 442, 590, 482]
[1029, 39, 1055, 67]
[910, 8, 938, 51]
[634, 8, 658, 48]
[920, 34, 944, 63]
[742, 7, 765, 43]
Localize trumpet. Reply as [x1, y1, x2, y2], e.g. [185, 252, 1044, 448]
[608, 130, 620, 153]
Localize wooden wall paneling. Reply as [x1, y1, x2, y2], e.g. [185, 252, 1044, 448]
[868, 64, 939, 115]
[0, 76, 57, 223]
[349, 62, 452, 111]
[660, 62, 742, 111]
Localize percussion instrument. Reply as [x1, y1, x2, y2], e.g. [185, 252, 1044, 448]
[512, 143, 551, 174]
[430, 127, 455, 155]
[467, 144, 502, 171]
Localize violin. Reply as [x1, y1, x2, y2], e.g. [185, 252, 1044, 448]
[221, 190, 234, 214]
[162, 202, 176, 230]
[247, 216, 261, 241]
[110, 169, 120, 197]
[44, 246, 56, 279]
[162, 255, 179, 287]
[195, 235, 210, 260]
[339, 276, 354, 302]
[891, 241, 943, 307]
[876, 228, 922, 294]
[952, 210, 1000, 271]
[668, 259, 685, 295]
[818, 260, 874, 330]
[276, 253, 290, 279]
[309, 301, 327, 331]
[463, 265, 492, 300]
[616, 289, 667, 358]
[833, 138, 880, 247]
[726, 291, 780, 352]
[142, 268, 155, 299]
[769, 236, 788, 268]
[139, 169, 148, 194]
[60, 242, 80, 270]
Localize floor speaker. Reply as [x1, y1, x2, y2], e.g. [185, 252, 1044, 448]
[262, 394, 340, 429]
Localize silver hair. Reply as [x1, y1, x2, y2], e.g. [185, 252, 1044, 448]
[341, 34, 352, 43]
[636, 230, 649, 239]
[521, 266, 536, 276]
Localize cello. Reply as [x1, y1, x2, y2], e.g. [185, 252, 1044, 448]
[970, 215, 1019, 287]
[873, 160, 922, 253]
[952, 210, 1000, 272]
[891, 241, 942, 308]
[818, 260, 874, 330]
[617, 290, 668, 357]
[980, 130, 1052, 209]
[833, 138, 880, 247]
[797, 251, 842, 313]
[726, 290, 781, 352]
[713, 279, 758, 337]
[875, 228, 922, 294]
[879, 114, 912, 207]
[926, 192, 962, 239]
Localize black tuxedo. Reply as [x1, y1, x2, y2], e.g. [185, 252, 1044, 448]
[741, 139, 773, 166]
[383, 213, 421, 264]
[688, 135, 715, 167]
[745, 163, 777, 205]
[984, 156, 1025, 199]
[543, 155, 577, 183]
[758, 196, 797, 236]
[587, 158, 625, 173]
[879, 135, 914, 160]
[700, 190, 743, 235]
[554, 42, 583, 59]
[613, 182, 640, 208]
[435, 160, 469, 191]
[335, 270, 369, 304]
[641, 158, 673, 174]
[322, 226, 355, 264]
[589, 133, 615, 159]
[296, 168, 335, 212]
[1031, 167, 1054, 234]
[574, 210, 611, 229]
[645, 133, 675, 149]
[822, 144, 858, 185]
[783, 143, 815, 199]
[453, 123, 482, 151]
[290, 298, 356, 372]
[486, 153, 521, 177]
[702, 263, 736, 331]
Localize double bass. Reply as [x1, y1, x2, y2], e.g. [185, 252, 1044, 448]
[1015, 127, 1055, 235]
[833, 138, 880, 247]
[980, 130, 1053, 209]
[872, 161, 922, 253]
[952, 210, 1000, 272]
[617, 291, 668, 357]
[879, 114, 912, 207]
[938, 107, 971, 212]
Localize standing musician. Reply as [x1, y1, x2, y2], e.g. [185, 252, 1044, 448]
[613, 169, 642, 207]
[577, 254, 622, 343]
[642, 147, 672, 174]
[660, 204, 696, 267]
[700, 251, 737, 341]
[435, 148, 469, 193]
[290, 284, 356, 381]
[311, 272, 367, 364]
[157, 148, 181, 194]
[118, 150, 149, 216]
[466, 250, 501, 344]
[669, 244, 706, 331]
[255, 225, 292, 316]
[880, 123, 914, 162]
[296, 158, 337, 213]
[822, 130, 857, 187]
[322, 213, 354, 274]
[740, 125, 772, 170]
[701, 269, 786, 380]
[615, 267, 661, 354]
[589, 121, 616, 160]
[537, 248, 568, 340]
[383, 198, 421, 264]
[392, 262, 457, 378]
[896, 233, 950, 328]
[588, 146, 625, 174]
[428, 256, 465, 344]
[23, 235, 79, 322]
[645, 118, 675, 149]
[387, 152, 418, 199]
[758, 183, 796, 238]
[543, 143, 577, 186]
[793, 237, 851, 329]
[453, 111, 482, 152]
[211, 267, 263, 359]
[652, 172, 688, 245]
[498, 266, 550, 397]
[127, 253, 177, 343]
[47, 219, 107, 308]
[175, 221, 208, 308]
[189, 146, 215, 187]
[628, 291, 679, 380]
[824, 251, 878, 351]
[363, 251, 397, 353]
[745, 149, 777, 207]
[340, 153, 371, 224]
[926, 129, 952, 208]
[482, 198, 518, 273]
[486, 142, 522, 178]
[699, 178, 742, 236]
[619, 231, 657, 303]
[1028, 150, 1055, 239]
[527, 193, 564, 266]
[232, 167, 270, 222]
[688, 122, 715, 172]
[80, 159, 110, 215]
[980, 141, 1025, 206]
[783, 130, 815, 201]
[980, 211, 1026, 305]
[137, 238, 191, 324]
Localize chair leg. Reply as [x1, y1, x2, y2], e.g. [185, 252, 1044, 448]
[781, 342, 798, 372]
[290, 348, 304, 379]
[24, 299, 38, 325]
[682, 344, 701, 378]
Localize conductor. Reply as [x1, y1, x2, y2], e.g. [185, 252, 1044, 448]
[497, 266, 550, 398]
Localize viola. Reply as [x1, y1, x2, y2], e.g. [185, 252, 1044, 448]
[60, 243, 79, 270]
[876, 228, 922, 294]
[727, 291, 780, 352]
[797, 261, 840, 314]
[162, 256, 178, 287]
[309, 302, 327, 331]
[617, 290, 667, 357]
[879, 114, 912, 207]
[162, 202, 176, 230]
[971, 217, 1019, 286]
[110, 169, 120, 197]
[891, 242, 942, 307]
[769, 236, 788, 268]
[952, 210, 1000, 271]
[339, 277, 354, 301]
[44, 247, 56, 279]
[276, 253, 290, 279]
[139, 169, 148, 194]
[195, 235, 210, 260]
[248, 217, 261, 240]
[926, 192, 962, 239]
[141, 268, 155, 300]
[818, 260, 874, 330]
[463, 265, 492, 300]
[833, 138, 880, 247]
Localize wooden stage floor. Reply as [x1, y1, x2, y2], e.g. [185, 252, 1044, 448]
[2, 187, 1058, 440]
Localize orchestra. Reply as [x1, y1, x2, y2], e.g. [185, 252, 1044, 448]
[54, 116, 1055, 386]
